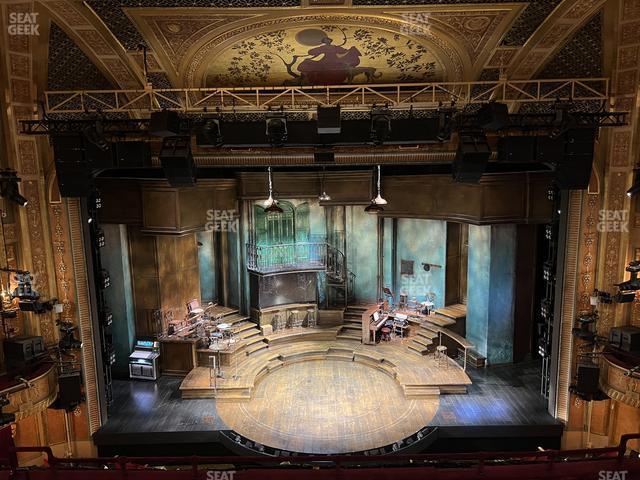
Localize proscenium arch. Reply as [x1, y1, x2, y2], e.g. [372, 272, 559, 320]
[183, 13, 471, 87]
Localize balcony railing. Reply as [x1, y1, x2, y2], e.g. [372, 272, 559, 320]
[246, 242, 345, 278]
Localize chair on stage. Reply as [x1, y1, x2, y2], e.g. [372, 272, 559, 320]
[392, 314, 408, 338]
[272, 313, 285, 332]
[289, 310, 302, 329]
[381, 327, 392, 342]
[186, 298, 204, 317]
[436, 345, 448, 368]
[305, 308, 316, 328]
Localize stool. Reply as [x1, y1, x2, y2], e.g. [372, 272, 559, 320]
[289, 310, 301, 328]
[381, 327, 392, 342]
[436, 345, 448, 367]
[306, 308, 316, 328]
[272, 313, 284, 331]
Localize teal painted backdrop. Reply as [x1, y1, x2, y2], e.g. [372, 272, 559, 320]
[395, 219, 447, 309]
[466, 224, 516, 364]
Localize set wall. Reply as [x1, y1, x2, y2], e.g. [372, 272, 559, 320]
[101, 224, 136, 378]
[345, 206, 378, 303]
[466, 224, 516, 364]
[467, 225, 491, 358]
[395, 219, 447, 309]
[197, 231, 217, 303]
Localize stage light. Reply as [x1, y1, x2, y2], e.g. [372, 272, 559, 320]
[100, 269, 111, 289]
[266, 112, 287, 146]
[58, 322, 82, 350]
[83, 119, 109, 151]
[478, 102, 509, 131]
[318, 167, 331, 202]
[370, 107, 391, 145]
[263, 167, 283, 215]
[197, 118, 223, 147]
[0, 170, 27, 207]
[365, 165, 387, 214]
[627, 168, 640, 198]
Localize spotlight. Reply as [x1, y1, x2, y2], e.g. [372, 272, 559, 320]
[436, 102, 456, 142]
[0, 170, 27, 207]
[196, 118, 223, 147]
[266, 112, 287, 146]
[370, 106, 391, 145]
[627, 168, 640, 198]
[83, 119, 109, 151]
[58, 322, 82, 350]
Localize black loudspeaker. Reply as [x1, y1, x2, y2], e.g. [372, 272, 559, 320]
[3, 335, 45, 374]
[576, 363, 600, 394]
[554, 129, 596, 189]
[57, 372, 83, 410]
[149, 110, 180, 137]
[536, 137, 565, 163]
[113, 142, 152, 168]
[53, 136, 112, 197]
[317, 106, 341, 134]
[497, 137, 536, 163]
[478, 102, 509, 131]
[160, 136, 196, 187]
[453, 132, 491, 183]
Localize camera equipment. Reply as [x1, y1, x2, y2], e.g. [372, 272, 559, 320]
[58, 322, 82, 351]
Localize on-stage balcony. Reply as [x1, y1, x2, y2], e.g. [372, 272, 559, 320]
[246, 242, 345, 278]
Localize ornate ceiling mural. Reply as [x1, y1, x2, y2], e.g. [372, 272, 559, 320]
[205, 25, 443, 87]
[126, 6, 523, 87]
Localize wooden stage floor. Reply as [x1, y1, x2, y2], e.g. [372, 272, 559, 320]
[217, 359, 439, 453]
[94, 333, 562, 455]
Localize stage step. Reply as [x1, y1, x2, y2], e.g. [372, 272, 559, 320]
[243, 335, 266, 348]
[233, 322, 259, 334]
[418, 328, 438, 340]
[337, 331, 361, 342]
[246, 342, 268, 356]
[341, 324, 360, 331]
[237, 328, 261, 340]
[412, 336, 433, 348]
[222, 314, 251, 326]
[403, 384, 440, 398]
[408, 343, 430, 355]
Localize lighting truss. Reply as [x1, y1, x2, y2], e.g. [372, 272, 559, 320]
[41, 78, 610, 115]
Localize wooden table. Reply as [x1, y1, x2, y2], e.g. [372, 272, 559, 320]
[159, 336, 199, 376]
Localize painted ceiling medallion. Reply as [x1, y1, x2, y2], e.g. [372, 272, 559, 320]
[206, 25, 443, 87]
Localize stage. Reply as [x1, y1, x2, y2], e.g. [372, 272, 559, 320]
[93, 343, 562, 456]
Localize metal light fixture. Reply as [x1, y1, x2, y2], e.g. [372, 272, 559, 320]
[318, 167, 331, 202]
[263, 167, 283, 215]
[365, 165, 387, 214]
[627, 168, 640, 198]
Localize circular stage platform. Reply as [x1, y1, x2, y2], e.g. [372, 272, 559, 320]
[215, 359, 440, 454]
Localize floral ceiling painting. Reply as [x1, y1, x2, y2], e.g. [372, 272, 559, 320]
[204, 26, 444, 87]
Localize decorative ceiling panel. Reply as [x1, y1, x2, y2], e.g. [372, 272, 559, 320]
[47, 22, 114, 90]
[127, 6, 521, 87]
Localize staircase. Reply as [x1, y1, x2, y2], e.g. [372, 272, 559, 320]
[337, 305, 366, 342]
[407, 321, 439, 356]
[217, 312, 268, 356]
